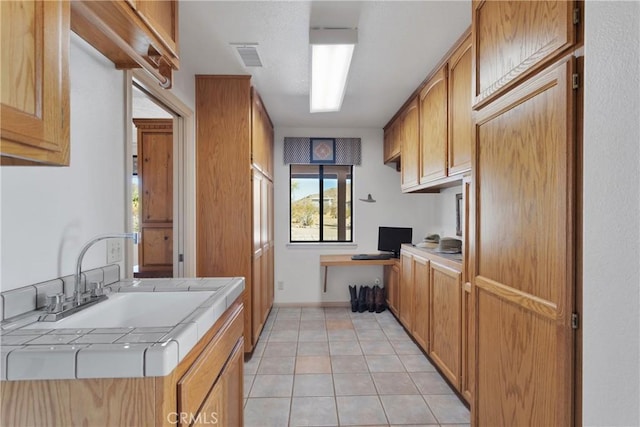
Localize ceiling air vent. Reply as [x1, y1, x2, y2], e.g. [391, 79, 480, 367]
[232, 43, 263, 67]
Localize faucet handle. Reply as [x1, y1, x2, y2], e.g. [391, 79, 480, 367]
[88, 281, 106, 297]
[46, 293, 65, 313]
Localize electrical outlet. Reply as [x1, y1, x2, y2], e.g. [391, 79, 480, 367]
[277, 281, 284, 290]
[374, 277, 381, 285]
[107, 240, 122, 263]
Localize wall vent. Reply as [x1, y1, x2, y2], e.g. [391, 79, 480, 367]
[232, 44, 263, 67]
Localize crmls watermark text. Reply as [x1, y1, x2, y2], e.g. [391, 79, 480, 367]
[167, 412, 219, 425]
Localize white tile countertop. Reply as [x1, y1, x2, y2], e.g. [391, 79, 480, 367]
[0, 277, 244, 381]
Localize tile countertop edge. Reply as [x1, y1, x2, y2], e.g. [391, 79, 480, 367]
[0, 277, 245, 381]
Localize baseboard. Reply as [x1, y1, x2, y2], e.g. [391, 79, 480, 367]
[273, 301, 350, 308]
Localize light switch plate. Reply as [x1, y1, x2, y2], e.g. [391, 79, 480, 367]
[107, 240, 122, 263]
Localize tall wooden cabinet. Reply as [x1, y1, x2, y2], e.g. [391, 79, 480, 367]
[196, 76, 274, 352]
[471, 1, 582, 424]
[1, 0, 70, 165]
[134, 119, 173, 278]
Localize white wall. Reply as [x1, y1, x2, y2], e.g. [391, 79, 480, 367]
[0, 34, 127, 292]
[273, 127, 440, 304]
[435, 185, 463, 240]
[583, 1, 640, 425]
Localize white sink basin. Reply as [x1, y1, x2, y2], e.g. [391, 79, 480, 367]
[24, 291, 215, 329]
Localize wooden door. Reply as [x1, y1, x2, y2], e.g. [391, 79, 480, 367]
[472, 0, 578, 108]
[419, 66, 448, 183]
[1, 0, 70, 165]
[448, 34, 472, 176]
[412, 256, 430, 352]
[399, 251, 414, 330]
[429, 261, 462, 388]
[135, 119, 173, 277]
[472, 57, 576, 426]
[400, 98, 420, 191]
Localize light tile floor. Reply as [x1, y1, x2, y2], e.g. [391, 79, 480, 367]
[244, 307, 470, 427]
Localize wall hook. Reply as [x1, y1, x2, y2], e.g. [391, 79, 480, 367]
[359, 194, 376, 203]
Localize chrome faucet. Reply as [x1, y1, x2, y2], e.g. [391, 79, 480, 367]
[74, 233, 140, 305]
[38, 233, 140, 322]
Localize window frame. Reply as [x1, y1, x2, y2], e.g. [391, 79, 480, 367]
[289, 164, 354, 243]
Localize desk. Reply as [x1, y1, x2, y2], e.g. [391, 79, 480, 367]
[320, 255, 397, 292]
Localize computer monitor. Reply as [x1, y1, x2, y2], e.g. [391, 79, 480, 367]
[377, 226, 413, 258]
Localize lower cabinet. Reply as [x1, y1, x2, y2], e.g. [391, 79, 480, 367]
[412, 256, 430, 351]
[399, 252, 414, 330]
[384, 260, 400, 316]
[429, 261, 462, 390]
[193, 339, 244, 426]
[397, 245, 470, 403]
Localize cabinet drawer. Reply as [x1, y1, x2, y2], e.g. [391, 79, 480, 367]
[178, 304, 243, 419]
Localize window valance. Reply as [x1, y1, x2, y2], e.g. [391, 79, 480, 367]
[283, 137, 361, 165]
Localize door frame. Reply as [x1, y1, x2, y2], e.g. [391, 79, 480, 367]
[124, 70, 196, 278]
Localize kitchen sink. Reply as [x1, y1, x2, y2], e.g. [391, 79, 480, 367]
[23, 291, 215, 329]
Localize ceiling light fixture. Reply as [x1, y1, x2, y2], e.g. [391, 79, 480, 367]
[309, 28, 357, 113]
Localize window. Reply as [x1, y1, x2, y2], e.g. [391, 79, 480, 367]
[290, 164, 352, 242]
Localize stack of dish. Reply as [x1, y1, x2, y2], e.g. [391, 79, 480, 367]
[436, 237, 462, 254]
[416, 234, 440, 249]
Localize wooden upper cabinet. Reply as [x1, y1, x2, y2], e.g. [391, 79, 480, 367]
[400, 97, 420, 191]
[383, 120, 400, 164]
[70, 0, 179, 88]
[448, 34, 472, 176]
[1, 1, 70, 166]
[251, 89, 274, 179]
[472, 0, 579, 108]
[419, 66, 448, 184]
[134, 1, 179, 56]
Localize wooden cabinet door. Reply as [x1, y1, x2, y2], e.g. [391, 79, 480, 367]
[384, 263, 400, 317]
[399, 252, 414, 330]
[412, 256, 430, 352]
[135, 119, 173, 277]
[135, 0, 178, 56]
[383, 121, 400, 163]
[1, 0, 70, 165]
[472, 57, 576, 426]
[419, 66, 448, 183]
[400, 98, 420, 191]
[429, 261, 462, 389]
[194, 339, 244, 427]
[448, 34, 472, 176]
[252, 248, 263, 346]
[472, 0, 578, 108]
[461, 281, 473, 403]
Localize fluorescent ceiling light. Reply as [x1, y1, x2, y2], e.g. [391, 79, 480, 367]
[310, 28, 357, 113]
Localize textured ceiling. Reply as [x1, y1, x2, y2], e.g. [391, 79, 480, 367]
[179, 1, 471, 128]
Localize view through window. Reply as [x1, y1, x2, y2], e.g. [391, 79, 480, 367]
[290, 164, 352, 242]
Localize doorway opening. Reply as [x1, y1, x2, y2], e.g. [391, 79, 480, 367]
[124, 70, 196, 279]
[131, 86, 174, 277]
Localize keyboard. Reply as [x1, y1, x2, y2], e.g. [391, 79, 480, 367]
[351, 253, 393, 260]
